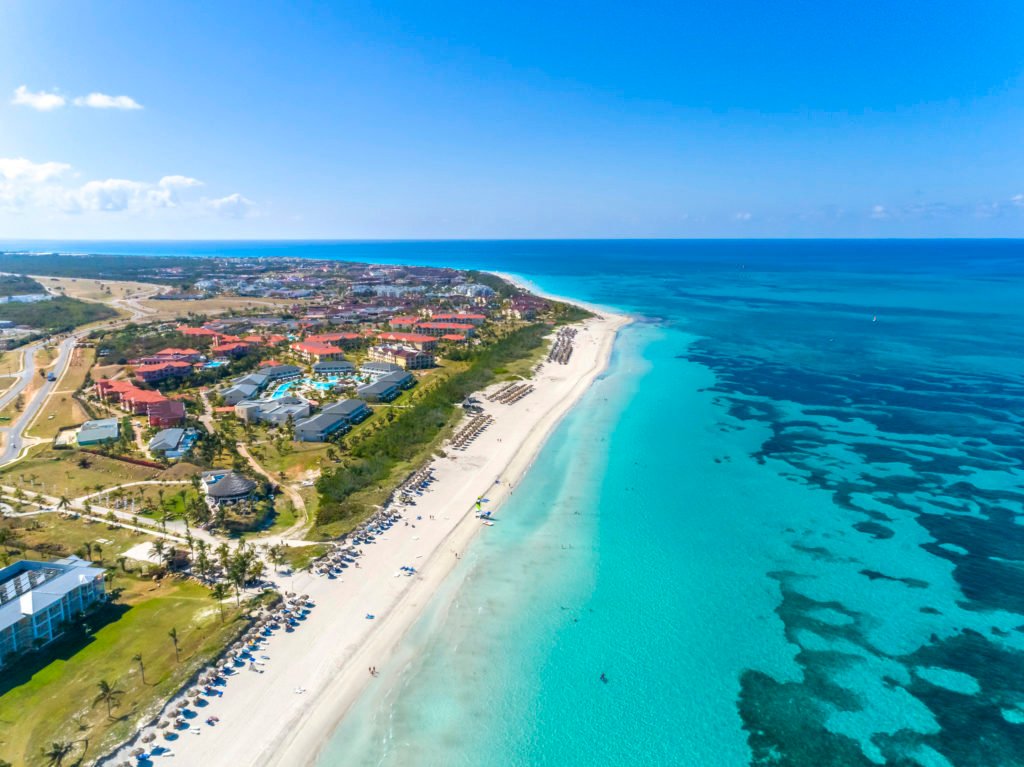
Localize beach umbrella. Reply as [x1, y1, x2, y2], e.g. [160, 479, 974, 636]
[131, 748, 144, 757]
[158, 720, 169, 729]
[141, 732, 155, 743]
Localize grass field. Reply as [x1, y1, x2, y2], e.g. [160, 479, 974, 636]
[0, 577, 250, 767]
[26, 347, 96, 440]
[279, 542, 329, 572]
[0, 447, 165, 499]
[139, 295, 296, 321]
[0, 512, 154, 566]
[34, 276, 157, 303]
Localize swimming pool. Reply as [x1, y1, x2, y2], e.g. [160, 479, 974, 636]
[269, 376, 342, 399]
[204, 359, 228, 369]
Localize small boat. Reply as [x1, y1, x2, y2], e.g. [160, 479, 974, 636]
[482, 520, 494, 526]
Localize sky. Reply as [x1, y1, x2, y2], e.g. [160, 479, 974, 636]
[1, 0, 1024, 239]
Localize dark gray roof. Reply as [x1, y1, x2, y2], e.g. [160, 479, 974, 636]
[203, 471, 257, 498]
[322, 399, 369, 417]
[379, 370, 413, 384]
[313, 360, 355, 372]
[360, 361, 403, 374]
[295, 412, 348, 436]
[235, 373, 269, 387]
[358, 381, 399, 397]
[262, 364, 302, 379]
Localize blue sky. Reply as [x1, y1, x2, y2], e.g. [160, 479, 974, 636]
[2, 0, 1024, 238]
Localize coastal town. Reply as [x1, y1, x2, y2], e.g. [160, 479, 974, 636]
[0, 252, 619, 767]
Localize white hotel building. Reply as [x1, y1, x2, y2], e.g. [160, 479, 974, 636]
[0, 556, 106, 666]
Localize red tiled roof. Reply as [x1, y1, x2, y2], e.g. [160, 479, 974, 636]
[442, 333, 467, 341]
[147, 400, 185, 418]
[377, 332, 435, 343]
[417, 322, 476, 331]
[306, 332, 360, 343]
[432, 313, 486, 321]
[292, 341, 344, 355]
[134, 361, 192, 374]
[156, 347, 200, 356]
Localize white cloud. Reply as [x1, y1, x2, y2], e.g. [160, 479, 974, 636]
[209, 193, 256, 218]
[0, 156, 252, 219]
[0, 157, 72, 183]
[73, 92, 143, 110]
[733, 211, 752, 221]
[11, 85, 66, 111]
[870, 204, 888, 219]
[1011, 194, 1024, 207]
[159, 175, 202, 189]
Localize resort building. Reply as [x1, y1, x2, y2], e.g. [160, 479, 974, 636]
[133, 360, 193, 384]
[360, 361, 404, 377]
[210, 341, 251, 358]
[201, 471, 258, 505]
[375, 332, 437, 351]
[0, 557, 106, 666]
[357, 379, 401, 402]
[121, 388, 170, 415]
[138, 347, 202, 364]
[294, 399, 372, 442]
[148, 427, 185, 454]
[430, 312, 487, 325]
[176, 325, 220, 341]
[379, 369, 416, 390]
[221, 382, 261, 406]
[305, 332, 362, 348]
[388, 315, 421, 329]
[260, 364, 303, 383]
[147, 399, 186, 428]
[415, 321, 476, 337]
[77, 418, 120, 446]
[367, 345, 435, 370]
[235, 372, 271, 389]
[234, 396, 310, 426]
[313, 360, 356, 376]
[291, 341, 347, 363]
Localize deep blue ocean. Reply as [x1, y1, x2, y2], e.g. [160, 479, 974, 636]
[5, 240, 1024, 766]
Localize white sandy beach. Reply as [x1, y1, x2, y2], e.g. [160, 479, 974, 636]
[109, 298, 628, 767]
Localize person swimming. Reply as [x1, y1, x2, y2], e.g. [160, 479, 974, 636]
[600, 673, 608, 684]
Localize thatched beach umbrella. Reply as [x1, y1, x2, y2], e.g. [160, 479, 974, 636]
[131, 748, 144, 757]
[141, 732, 155, 743]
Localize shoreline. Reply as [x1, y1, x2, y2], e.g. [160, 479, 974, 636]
[108, 288, 631, 767]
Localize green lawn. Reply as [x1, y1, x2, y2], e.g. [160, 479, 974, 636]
[278, 543, 329, 572]
[0, 447, 164, 500]
[0, 513, 154, 567]
[0, 577, 251, 767]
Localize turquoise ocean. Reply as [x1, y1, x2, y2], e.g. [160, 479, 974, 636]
[3, 240, 1024, 766]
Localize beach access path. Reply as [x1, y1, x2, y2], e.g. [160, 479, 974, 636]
[111, 308, 628, 767]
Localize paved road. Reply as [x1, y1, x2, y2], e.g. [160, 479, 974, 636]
[0, 282, 161, 467]
[0, 334, 78, 464]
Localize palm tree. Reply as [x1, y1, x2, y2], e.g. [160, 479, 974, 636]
[151, 539, 165, 566]
[211, 582, 229, 622]
[93, 679, 125, 719]
[41, 740, 73, 766]
[56, 495, 70, 511]
[132, 652, 146, 684]
[168, 627, 180, 662]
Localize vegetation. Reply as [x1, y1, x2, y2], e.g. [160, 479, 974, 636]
[0, 578, 251, 767]
[0, 296, 117, 333]
[0, 273, 45, 297]
[315, 323, 548, 530]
